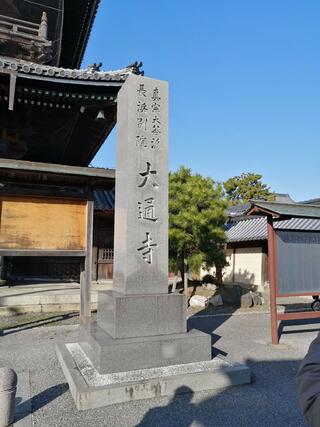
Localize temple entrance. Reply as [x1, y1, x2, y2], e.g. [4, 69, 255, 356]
[97, 248, 114, 280]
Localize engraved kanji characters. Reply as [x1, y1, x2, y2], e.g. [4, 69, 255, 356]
[137, 84, 147, 97]
[137, 100, 148, 113]
[151, 115, 161, 135]
[137, 232, 158, 264]
[137, 117, 148, 131]
[138, 197, 158, 222]
[151, 87, 161, 101]
[150, 137, 160, 150]
[135, 85, 162, 149]
[136, 135, 148, 148]
[135, 84, 164, 265]
[138, 162, 158, 188]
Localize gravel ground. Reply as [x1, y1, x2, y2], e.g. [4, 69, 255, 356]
[0, 311, 317, 426]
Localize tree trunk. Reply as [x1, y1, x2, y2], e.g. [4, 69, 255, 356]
[183, 253, 189, 296]
[216, 265, 223, 285]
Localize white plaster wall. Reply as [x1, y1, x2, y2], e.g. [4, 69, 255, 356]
[200, 247, 263, 288]
[223, 249, 234, 282]
[232, 247, 262, 287]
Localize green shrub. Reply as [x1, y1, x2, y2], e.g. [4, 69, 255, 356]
[202, 274, 215, 285]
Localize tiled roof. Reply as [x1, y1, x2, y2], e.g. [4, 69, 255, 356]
[0, 57, 142, 82]
[93, 189, 115, 211]
[274, 193, 295, 204]
[227, 203, 251, 218]
[299, 197, 320, 205]
[274, 217, 320, 231]
[225, 217, 267, 243]
[225, 216, 320, 243]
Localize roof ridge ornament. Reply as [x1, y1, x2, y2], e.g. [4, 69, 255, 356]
[87, 62, 102, 72]
[126, 61, 144, 75]
[0, 57, 144, 82]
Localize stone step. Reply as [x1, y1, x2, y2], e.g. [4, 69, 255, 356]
[0, 302, 98, 315]
[0, 292, 89, 306]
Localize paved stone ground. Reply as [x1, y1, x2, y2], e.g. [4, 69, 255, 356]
[0, 311, 317, 426]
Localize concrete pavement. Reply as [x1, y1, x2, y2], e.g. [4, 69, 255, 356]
[0, 311, 316, 426]
[0, 282, 112, 315]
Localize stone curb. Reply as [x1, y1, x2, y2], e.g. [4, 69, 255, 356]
[14, 372, 32, 427]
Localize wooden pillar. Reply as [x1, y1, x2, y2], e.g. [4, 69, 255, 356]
[267, 217, 278, 344]
[80, 199, 94, 324]
[8, 72, 17, 111]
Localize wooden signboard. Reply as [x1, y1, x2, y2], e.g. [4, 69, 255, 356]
[0, 196, 87, 251]
[268, 221, 320, 345]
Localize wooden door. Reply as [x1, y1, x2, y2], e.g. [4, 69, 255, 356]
[97, 248, 114, 280]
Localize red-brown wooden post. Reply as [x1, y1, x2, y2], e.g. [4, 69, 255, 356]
[267, 217, 279, 344]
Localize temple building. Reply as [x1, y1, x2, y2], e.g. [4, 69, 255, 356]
[0, 1, 141, 287]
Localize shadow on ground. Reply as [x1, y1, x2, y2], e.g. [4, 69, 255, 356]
[15, 383, 68, 423]
[135, 357, 307, 427]
[0, 312, 80, 336]
[279, 318, 320, 338]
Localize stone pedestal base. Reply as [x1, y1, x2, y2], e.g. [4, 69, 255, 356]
[56, 342, 251, 411]
[97, 291, 187, 338]
[79, 323, 211, 373]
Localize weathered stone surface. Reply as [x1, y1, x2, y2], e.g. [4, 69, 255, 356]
[113, 74, 169, 295]
[240, 293, 253, 308]
[189, 295, 208, 307]
[210, 294, 223, 307]
[252, 292, 262, 306]
[219, 285, 243, 305]
[57, 75, 252, 410]
[97, 290, 187, 338]
[56, 343, 251, 410]
[80, 324, 211, 373]
[0, 367, 17, 427]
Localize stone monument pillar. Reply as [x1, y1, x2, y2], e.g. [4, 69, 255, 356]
[97, 75, 189, 341]
[89, 75, 211, 372]
[56, 75, 251, 410]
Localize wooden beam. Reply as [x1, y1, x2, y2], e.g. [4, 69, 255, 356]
[80, 199, 94, 323]
[267, 218, 279, 344]
[0, 249, 86, 257]
[0, 158, 115, 180]
[246, 205, 280, 218]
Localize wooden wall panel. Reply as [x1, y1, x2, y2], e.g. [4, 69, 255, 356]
[0, 196, 87, 250]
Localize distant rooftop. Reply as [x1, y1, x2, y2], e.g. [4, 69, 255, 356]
[248, 200, 320, 219]
[227, 193, 295, 219]
[299, 197, 320, 205]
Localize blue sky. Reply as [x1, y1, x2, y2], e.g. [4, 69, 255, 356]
[84, 1, 320, 202]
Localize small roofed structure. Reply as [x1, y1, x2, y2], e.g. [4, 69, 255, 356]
[245, 200, 320, 344]
[224, 194, 297, 289]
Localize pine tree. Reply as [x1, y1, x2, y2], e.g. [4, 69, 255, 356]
[169, 166, 227, 290]
[224, 172, 275, 205]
